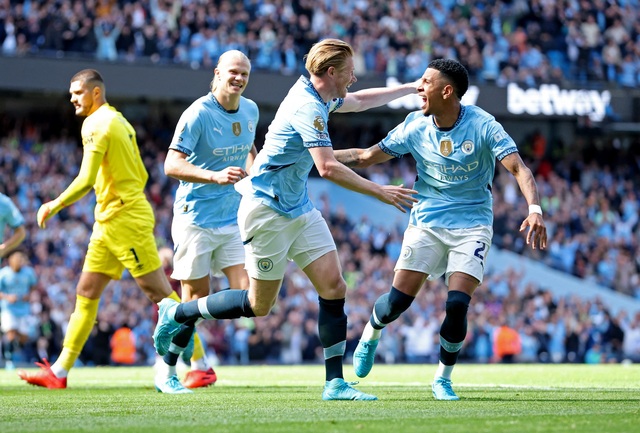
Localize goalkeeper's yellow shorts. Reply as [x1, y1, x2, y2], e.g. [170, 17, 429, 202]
[83, 200, 161, 279]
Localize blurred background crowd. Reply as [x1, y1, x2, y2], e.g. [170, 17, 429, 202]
[1, 0, 640, 87]
[1, 0, 640, 370]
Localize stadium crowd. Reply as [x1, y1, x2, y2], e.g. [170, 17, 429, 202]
[2, 0, 640, 87]
[1, 106, 639, 369]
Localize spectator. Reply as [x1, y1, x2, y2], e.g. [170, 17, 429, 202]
[493, 320, 522, 363]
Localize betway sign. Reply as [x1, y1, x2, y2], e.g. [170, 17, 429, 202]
[507, 83, 611, 121]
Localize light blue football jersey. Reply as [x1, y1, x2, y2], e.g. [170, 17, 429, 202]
[0, 193, 25, 244]
[236, 76, 343, 218]
[170, 93, 259, 228]
[379, 105, 518, 229]
[0, 265, 36, 317]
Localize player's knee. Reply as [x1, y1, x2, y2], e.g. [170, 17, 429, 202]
[374, 287, 414, 325]
[319, 276, 347, 300]
[250, 298, 275, 317]
[445, 290, 471, 319]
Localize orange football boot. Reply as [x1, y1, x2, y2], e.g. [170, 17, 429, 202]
[18, 358, 67, 389]
[182, 367, 217, 389]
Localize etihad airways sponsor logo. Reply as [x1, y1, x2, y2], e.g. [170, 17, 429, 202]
[507, 83, 610, 121]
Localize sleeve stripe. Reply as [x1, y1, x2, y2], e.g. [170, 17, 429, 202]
[303, 141, 333, 148]
[496, 147, 518, 161]
[379, 142, 404, 159]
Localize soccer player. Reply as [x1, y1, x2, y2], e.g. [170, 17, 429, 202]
[156, 50, 258, 393]
[0, 250, 37, 370]
[153, 38, 419, 400]
[18, 69, 178, 389]
[0, 192, 26, 259]
[334, 59, 547, 400]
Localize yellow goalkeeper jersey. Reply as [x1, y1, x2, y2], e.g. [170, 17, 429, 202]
[81, 104, 149, 222]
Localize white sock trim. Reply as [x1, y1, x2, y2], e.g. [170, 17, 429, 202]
[361, 322, 382, 341]
[435, 362, 454, 380]
[169, 342, 186, 354]
[197, 298, 214, 320]
[371, 308, 385, 328]
[50, 364, 68, 378]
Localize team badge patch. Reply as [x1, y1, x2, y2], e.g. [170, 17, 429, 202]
[258, 258, 273, 272]
[248, 120, 255, 133]
[232, 122, 242, 136]
[461, 140, 474, 154]
[313, 116, 326, 132]
[439, 138, 453, 157]
[401, 246, 413, 259]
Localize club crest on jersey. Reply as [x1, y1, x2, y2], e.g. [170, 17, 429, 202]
[461, 140, 474, 154]
[401, 246, 413, 259]
[440, 138, 453, 157]
[313, 116, 326, 132]
[258, 258, 273, 272]
[248, 120, 255, 133]
[232, 122, 242, 136]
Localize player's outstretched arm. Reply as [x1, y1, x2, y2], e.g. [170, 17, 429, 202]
[334, 144, 393, 169]
[500, 152, 547, 250]
[310, 146, 416, 213]
[336, 79, 420, 113]
[37, 150, 101, 228]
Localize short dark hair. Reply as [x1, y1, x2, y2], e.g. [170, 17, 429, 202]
[428, 59, 469, 100]
[70, 69, 104, 88]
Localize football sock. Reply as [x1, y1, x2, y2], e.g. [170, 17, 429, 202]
[174, 289, 255, 323]
[435, 362, 455, 380]
[167, 290, 207, 367]
[438, 290, 471, 366]
[164, 323, 194, 370]
[361, 322, 381, 341]
[370, 287, 415, 329]
[192, 355, 209, 371]
[55, 295, 100, 375]
[318, 297, 347, 381]
[191, 331, 208, 369]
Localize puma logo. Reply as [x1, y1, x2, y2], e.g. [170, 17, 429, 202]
[213, 127, 222, 135]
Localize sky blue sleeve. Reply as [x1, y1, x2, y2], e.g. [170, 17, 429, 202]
[485, 118, 518, 161]
[291, 102, 332, 148]
[379, 115, 412, 158]
[1, 195, 25, 228]
[169, 106, 202, 156]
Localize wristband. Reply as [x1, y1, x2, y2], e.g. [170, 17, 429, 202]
[529, 204, 542, 216]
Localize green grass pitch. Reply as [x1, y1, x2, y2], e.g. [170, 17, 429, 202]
[1, 364, 638, 433]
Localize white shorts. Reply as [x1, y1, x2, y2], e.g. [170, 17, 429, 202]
[1, 311, 31, 335]
[171, 222, 245, 280]
[395, 224, 493, 285]
[237, 198, 336, 280]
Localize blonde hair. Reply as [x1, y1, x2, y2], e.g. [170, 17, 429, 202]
[304, 38, 354, 77]
[210, 50, 251, 92]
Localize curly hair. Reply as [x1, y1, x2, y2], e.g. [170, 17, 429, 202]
[428, 59, 469, 100]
